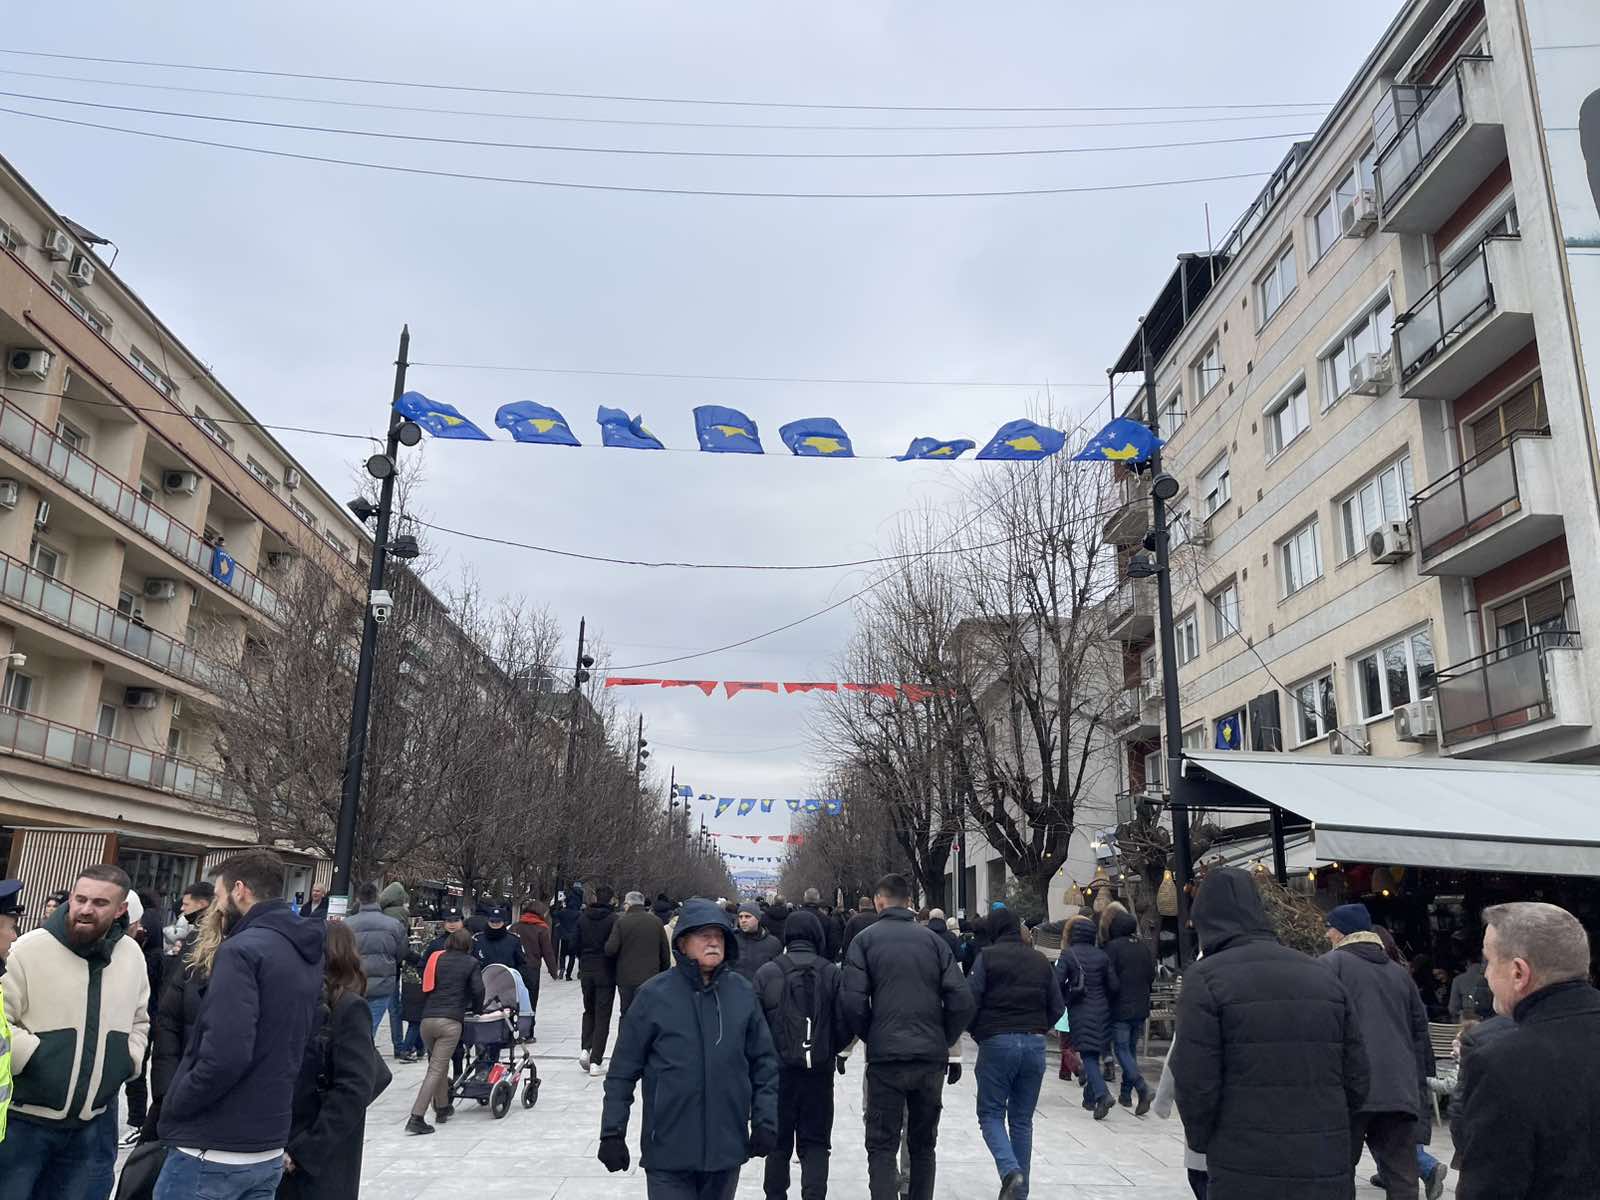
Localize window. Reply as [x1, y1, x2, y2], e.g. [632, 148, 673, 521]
[246, 457, 278, 492]
[29, 541, 63, 579]
[130, 349, 176, 398]
[1265, 381, 1310, 457]
[1141, 649, 1158, 683]
[194, 406, 231, 449]
[1464, 378, 1547, 456]
[139, 477, 157, 502]
[2, 670, 35, 712]
[1199, 452, 1231, 516]
[1279, 519, 1323, 597]
[1312, 145, 1378, 261]
[1337, 454, 1414, 560]
[166, 726, 184, 757]
[1444, 204, 1520, 272]
[1322, 295, 1393, 404]
[96, 704, 118, 739]
[54, 418, 87, 451]
[324, 532, 352, 559]
[1491, 577, 1576, 646]
[1352, 628, 1435, 719]
[1208, 581, 1240, 644]
[118, 589, 138, 616]
[1158, 391, 1184, 441]
[1194, 338, 1224, 397]
[1168, 505, 1191, 550]
[290, 497, 318, 528]
[1256, 242, 1298, 324]
[50, 277, 109, 334]
[0, 219, 17, 252]
[1175, 609, 1200, 665]
[1290, 671, 1338, 743]
[1142, 747, 1164, 791]
[1181, 724, 1207, 750]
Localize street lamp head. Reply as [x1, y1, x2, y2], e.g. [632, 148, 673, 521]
[579, 654, 595, 669]
[1151, 472, 1180, 501]
[365, 453, 396, 481]
[386, 534, 421, 561]
[1127, 555, 1159, 579]
[396, 420, 423, 447]
[347, 496, 378, 523]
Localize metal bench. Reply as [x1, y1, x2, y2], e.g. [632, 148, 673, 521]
[1143, 978, 1181, 1055]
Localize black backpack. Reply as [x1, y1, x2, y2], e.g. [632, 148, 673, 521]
[770, 955, 835, 1069]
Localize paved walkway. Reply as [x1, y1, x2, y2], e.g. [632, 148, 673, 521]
[359, 969, 1459, 1199]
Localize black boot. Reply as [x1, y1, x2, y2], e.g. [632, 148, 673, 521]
[405, 1115, 434, 1136]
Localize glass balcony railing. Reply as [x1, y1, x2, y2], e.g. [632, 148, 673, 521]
[1107, 577, 1153, 628]
[1374, 59, 1477, 210]
[1395, 236, 1511, 381]
[0, 395, 279, 619]
[1433, 629, 1581, 746]
[1411, 431, 1548, 561]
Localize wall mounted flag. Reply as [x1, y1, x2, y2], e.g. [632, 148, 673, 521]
[495, 401, 580, 446]
[898, 436, 976, 461]
[1215, 713, 1243, 750]
[394, 391, 492, 440]
[694, 405, 764, 454]
[597, 406, 665, 450]
[976, 419, 1067, 461]
[779, 417, 854, 457]
[1073, 416, 1163, 464]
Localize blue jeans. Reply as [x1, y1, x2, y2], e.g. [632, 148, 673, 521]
[0, 1113, 109, 1200]
[1417, 1146, 1441, 1176]
[401, 1019, 425, 1056]
[154, 1150, 284, 1200]
[1080, 1052, 1109, 1105]
[1111, 1020, 1148, 1101]
[387, 991, 405, 1053]
[975, 1034, 1045, 1197]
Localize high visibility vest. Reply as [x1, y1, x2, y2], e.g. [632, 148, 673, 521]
[0, 981, 12, 1143]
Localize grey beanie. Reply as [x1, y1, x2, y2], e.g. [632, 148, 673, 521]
[738, 901, 762, 917]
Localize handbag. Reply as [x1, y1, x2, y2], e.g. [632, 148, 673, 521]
[1063, 950, 1088, 1003]
[114, 1141, 168, 1200]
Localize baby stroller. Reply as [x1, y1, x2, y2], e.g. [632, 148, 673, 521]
[451, 962, 540, 1118]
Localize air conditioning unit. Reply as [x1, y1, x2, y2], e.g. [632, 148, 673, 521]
[7, 348, 51, 380]
[124, 687, 159, 710]
[33, 499, 49, 529]
[1340, 188, 1379, 238]
[162, 470, 200, 496]
[66, 254, 95, 288]
[1393, 697, 1437, 743]
[283, 467, 302, 490]
[41, 229, 71, 261]
[1349, 351, 1393, 396]
[0, 479, 17, 509]
[143, 578, 179, 601]
[1328, 724, 1371, 755]
[1368, 521, 1412, 564]
[266, 551, 296, 570]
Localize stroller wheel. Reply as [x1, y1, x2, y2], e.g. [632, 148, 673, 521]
[490, 1080, 513, 1119]
[475, 1097, 489, 1106]
[522, 1078, 540, 1109]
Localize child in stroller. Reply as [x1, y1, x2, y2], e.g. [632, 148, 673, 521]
[451, 962, 541, 1118]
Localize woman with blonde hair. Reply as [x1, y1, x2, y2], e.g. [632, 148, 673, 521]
[147, 903, 225, 1135]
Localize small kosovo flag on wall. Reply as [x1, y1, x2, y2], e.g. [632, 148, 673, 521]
[1214, 712, 1242, 750]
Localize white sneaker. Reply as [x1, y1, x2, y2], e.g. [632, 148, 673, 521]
[578, 1052, 591, 1071]
[589, 1063, 604, 1077]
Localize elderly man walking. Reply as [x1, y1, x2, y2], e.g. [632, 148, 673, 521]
[608, 891, 671, 1016]
[1455, 901, 1600, 1200]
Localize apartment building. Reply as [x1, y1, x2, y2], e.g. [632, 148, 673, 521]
[0, 151, 372, 915]
[1103, 0, 1600, 818]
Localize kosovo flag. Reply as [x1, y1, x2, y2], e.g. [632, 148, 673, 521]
[597, 406, 664, 450]
[495, 401, 580, 446]
[393, 391, 491, 440]
[897, 436, 976, 462]
[778, 417, 854, 457]
[976, 419, 1066, 461]
[1215, 713, 1243, 750]
[210, 547, 236, 586]
[694, 405, 763, 454]
[1073, 416, 1163, 464]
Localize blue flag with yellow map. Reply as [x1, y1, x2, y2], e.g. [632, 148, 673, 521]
[394, 391, 492, 441]
[597, 406, 664, 450]
[975, 419, 1066, 461]
[897, 436, 976, 462]
[495, 400, 580, 446]
[779, 417, 854, 457]
[694, 405, 763, 454]
[1072, 416, 1163, 464]
[1215, 713, 1243, 750]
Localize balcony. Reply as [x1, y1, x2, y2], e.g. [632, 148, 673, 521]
[0, 705, 237, 809]
[1375, 57, 1506, 235]
[1412, 433, 1562, 576]
[1434, 630, 1589, 756]
[0, 553, 225, 691]
[1106, 577, 1156, 641]
[1111, 685, 1160, 741]
[1396, 236, 1533, 401]
[0, 396, 280, 620]
[1103, 473, 1151, 544]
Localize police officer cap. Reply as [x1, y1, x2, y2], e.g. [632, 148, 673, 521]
[0, 879, 24, 917]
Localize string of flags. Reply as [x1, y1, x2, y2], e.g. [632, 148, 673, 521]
[702, 796, 845, 818]
[607, 678, 947, 701]
[723, 853, 788, 863]
[709, 832, 807, 844]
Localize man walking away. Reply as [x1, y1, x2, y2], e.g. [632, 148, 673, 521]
[843, 873, 976, 1200]
[652, 893, 677, 925]
[755, 908, 848, 1200]
[1447, 944, 1494, 1022]
[554, 898, 581, 980]
[926, 910, 959, 960]
[1171, 868, 1369, 1200]
[598, 898, 779, 1200]
[154, 850, 323, 1200]
[577, 885, 619, 1076]
[608, 891, 671, 1015]
[1321, 904, 1431, 1200]
[0, 866, 149, 1200]
[514, 898, 560, 1019]
[1455, 901, 1600, 1200]
[800, 889, 839, 964]
[968, 906, 1063, 1200]
[734, 902, 783, 984]
[1101, 907, 1155, 1114]
[841, 896, 877, 960]
[345, 882, 408, 1055]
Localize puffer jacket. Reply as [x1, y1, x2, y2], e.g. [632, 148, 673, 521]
[1102, 911, 1155, 1023]
[344, 904, 407, 1000]
[1055, 918, 1117, 1054]
[577, 903, 619, 983]
[421, 948, 485, 1023]
[1170, 868, 1369, 1200]
[732, 927, 781, 984]
[842, 907, 974, 1064]
[1321, 931, 1430, 1118]
[152, 943, 208, 1101]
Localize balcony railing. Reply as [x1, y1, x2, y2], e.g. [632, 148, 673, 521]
[0, 395, 280, 620]
[1396, 236, 1512, 381]
[1433, 629, 1581, 746]
[0, 553, 224, 690]
[1374, 60, 1475, 211]
[1411, 430, 1549, 562]
[1107, 577, 1154, 628]
[0, 705, 235, 808]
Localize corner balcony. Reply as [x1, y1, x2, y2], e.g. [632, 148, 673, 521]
[1434, 631, 1589, 757]
[1106, 577, 1156, 641]
[1396, 236, 1533, 401]
[1111, 685, 1160, 741]
[1103, 473, 1151, 545]
[1411, 433, 1562, 576]
[1376, 56, 1506, 235]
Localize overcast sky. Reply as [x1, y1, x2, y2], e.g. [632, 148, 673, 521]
[1, 2, 1399, 850]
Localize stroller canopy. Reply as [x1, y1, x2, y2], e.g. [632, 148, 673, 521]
[481, 962, 532, 1016]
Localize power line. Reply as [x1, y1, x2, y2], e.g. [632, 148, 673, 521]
[0, 104, 1273, 201]
[0, 381, 379, 441]
[0, 50, 1331, 114]
[410, 361, 1103, 389]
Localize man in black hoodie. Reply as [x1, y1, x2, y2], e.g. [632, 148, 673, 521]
[576, 885, 619, 1077]
[1101, 908, 1155, 1113]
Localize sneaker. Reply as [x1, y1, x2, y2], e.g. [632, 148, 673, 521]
[405, 1116, 434, 1136]
[118, 1128, 142, 1148]
[999, 1169, 1025, 1200]
[435, 1105, 455, 1125]
[1134, 1086, 1153, 1117]
[1093, 1095, 1114, 1121]
[1424, 1162, 1448, 1200]
[578, 1051, 591, 1071]
[589, 1063, 604, 1077]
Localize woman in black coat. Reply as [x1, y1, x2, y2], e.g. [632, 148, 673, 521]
[280, 921, 380, 1200]
[143, 905, 224, 1139]
[1101, 908, 1155, 1109]
[1054, 915, 1119, 1118]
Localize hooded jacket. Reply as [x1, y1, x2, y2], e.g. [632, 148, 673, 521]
[577, 902, 619, 983]
[1171, 869, 1369, 1200]
[158, 898, 324, 1152]
[514, 912, 559, 980]
[968, 909, 1064, 1041]
[1054, 917, 1117, 1054]
[1102, 911, 1156, 1023]
[600, 899, 780, 1173]
[799, 903, 840, 963]
[732, 911, 782, 984]
[1321, 930, 1430, 1118]
[607, 907, 672, 989]
[344, 903, 408, 1000]
[753, 909, 849, 1068]
[553, 903, 581, 944]
[377, 882, 410, 926]
[842, 906, 975, 1064]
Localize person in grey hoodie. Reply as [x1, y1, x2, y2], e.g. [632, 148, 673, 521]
[343, 882, 409, 1057]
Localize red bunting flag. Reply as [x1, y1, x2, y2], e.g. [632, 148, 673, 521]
[844, 682, 899, 699]
[766, 835, 786, 842]
[662, 680, 719, 696]
[783, 682, 839, 694]
[605, 677, 663, 688]
[725, 681, 780, 699]
[603, 677, 942, 699]
[900, 684, 937, 702]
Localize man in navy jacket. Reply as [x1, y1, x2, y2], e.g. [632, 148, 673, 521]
[155, 850, 323, 1200]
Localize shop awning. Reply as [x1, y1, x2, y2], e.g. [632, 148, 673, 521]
[1199, 830, 1320, 875]
[1183, 751, 1600, 877]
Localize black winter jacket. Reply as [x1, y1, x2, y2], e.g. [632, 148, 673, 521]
[1321, 933, 1430, 1118]
[474, 925, 528, 978]
[600, 900, 779, 1173]
[1054, 919, 1117, 1054]
[152, 930, 205, 1102]
[1102, 911, 1155, 1023]
[799, 904, 839, 963]
[607, 909, 671, 989]
[753, 911, 849, 1070]
[968, 910, 1063, 1041]
[732, 927, 782, 983]
[842, 907, 974, 1064]
[841, 909, 877, 958]
[577, 904, 619, 983]
[761, 904, 791, 942]
[280, 989, 377, 1200]
[1171, 869, 1369, 1200]
[1456, 980, 1600, 1200]
[553, 904, 581, 944]
[421, 948, 485, 1023]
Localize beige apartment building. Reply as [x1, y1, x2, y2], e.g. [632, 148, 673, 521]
[1104, 0, 1600, 819]
[0, 152, 370, 915]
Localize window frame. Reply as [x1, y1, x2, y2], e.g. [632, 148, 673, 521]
[96, 703, 119, 739]
[1256, 241, 1299, 326]
[1199, 452, 1231, 517]
[290, 497, 319, 529]
[1289, 670, 1338, 745]
[1175, 609, 1201, 666]
[54, 417, 88, 451]
[50, 276, 110, 334]
[1489, 574, 1576, 646]
[1264, 377, 1310, 459]
[1207, 580, 1241, 645]
[2, 669, 36, 712]
[130, 348, 177, 398]
[245, 456, 279, 492]
[194, 406, 232, 450]
[1320, 290, 1394, 407]
[1350, 626, 1435, 721]
[1310, 144, 1378, 263]
[29, 540, 64, 579]
[0, 219, 17, 252]
[1158, 390, 1185, 441]
[1336, 453, 1414, 561]
[1278, 517, 1324, 598]
[1194, 338, 1224, 399]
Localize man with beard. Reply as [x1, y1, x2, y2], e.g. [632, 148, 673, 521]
[0, 864, 150, 1199]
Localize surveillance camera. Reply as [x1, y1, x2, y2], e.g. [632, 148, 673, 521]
[370, 588, 395, 625]
[5, 651, 25, 670]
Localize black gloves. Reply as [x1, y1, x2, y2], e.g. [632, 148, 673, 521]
[748, 1126, 778, 1159]
[835, 1056, 847, 1076]
[597, 1136, 630, 1173]
[947, 1062, 962, 1086]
